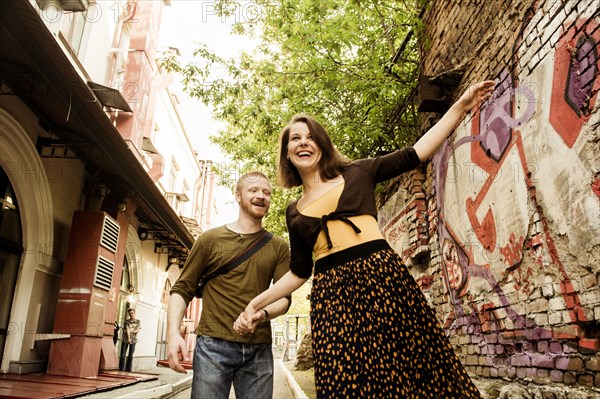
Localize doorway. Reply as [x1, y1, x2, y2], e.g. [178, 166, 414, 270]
[115, 257, 132, 355]
[0, 167, 23, 361]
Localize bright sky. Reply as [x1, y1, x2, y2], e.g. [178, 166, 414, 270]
[159, 0, 260, 227]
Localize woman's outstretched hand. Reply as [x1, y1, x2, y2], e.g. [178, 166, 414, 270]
[413, 80, 497, 161]
[455, 80, 496, 114]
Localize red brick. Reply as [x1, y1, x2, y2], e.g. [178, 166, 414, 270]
[537, 341, 549, 352]
[550, 341, 563, 353]
[497, 366, 508, 378]
[536, 368, 550, 380]
[564, 372, 577, 385]
[578, 374, 594, 387]
[550, 369, 564, 382]
[579, 338, 600, 353]
[531, 353, 555, 369]
[586, 357, 600, 371]
[511, 354, 532, 367]
[555, 357, 584, 371]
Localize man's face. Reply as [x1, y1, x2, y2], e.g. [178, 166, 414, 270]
[128, 309, 135, 319]
[236, 176, 272, 220]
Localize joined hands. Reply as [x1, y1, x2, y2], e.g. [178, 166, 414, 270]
[233, 305, 264, 335]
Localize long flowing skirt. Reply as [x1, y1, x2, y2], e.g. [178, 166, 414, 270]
[311, 239, 482, 398]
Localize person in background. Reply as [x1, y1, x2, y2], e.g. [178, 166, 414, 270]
[119, 308, 140, 372]
[237, 81, 496, 398]
[167, 172, 291, 399]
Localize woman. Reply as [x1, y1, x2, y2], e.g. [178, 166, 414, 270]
[237, 81, 495, 397]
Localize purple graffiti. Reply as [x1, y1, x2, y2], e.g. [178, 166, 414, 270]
[565, 36, 598, 116]
[477, 70, 536, 161]
[445, 254, 554, 352]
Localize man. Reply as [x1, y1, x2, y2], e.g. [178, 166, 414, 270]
[119, 308, 140, 371]
[167, 172, 291, 399]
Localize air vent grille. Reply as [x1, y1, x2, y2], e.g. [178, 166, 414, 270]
[94, 256, 115, 291]
[100, 216, 120, 253]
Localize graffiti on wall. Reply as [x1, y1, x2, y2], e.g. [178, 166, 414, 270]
[381, 1, 600, 356]
[438, 4, 600, 352]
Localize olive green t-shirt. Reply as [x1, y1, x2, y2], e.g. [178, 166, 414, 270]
[170, 225, 291, 344]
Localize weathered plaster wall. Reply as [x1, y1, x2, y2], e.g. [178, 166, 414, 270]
[378, 0, 600, 390]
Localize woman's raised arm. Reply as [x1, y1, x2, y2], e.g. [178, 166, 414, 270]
[413, 80, 495, 161]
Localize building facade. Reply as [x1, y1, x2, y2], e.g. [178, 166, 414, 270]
[0, 0, 211, 376]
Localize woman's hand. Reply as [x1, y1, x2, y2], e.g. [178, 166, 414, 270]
[232, 272, 308, 335]
[234, 305, 263, 335]
[413, 80, 497, 161]
[455, 80, 496, 114]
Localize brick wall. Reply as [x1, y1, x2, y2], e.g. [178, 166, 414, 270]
[378, 0, 600, 390]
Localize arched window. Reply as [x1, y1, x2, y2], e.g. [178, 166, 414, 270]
[120, 257, 131, 293]
[161, 278, 171, 305]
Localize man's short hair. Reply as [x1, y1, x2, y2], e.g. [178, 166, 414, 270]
[235, 172, 269, 193]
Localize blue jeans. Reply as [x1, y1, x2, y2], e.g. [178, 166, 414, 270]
[191, 335, 273, 399]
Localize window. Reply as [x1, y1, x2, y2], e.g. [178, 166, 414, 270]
[161, 279, 171, 306]
[59, 8, 92, 55]
[169, 159, 180, 193]
[120, 257, 131, 293]
[0, 168, 22, 247]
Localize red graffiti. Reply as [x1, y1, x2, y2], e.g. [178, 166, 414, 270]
[549, 19, 600, 148]
[500, 233, 525, 267]
[386, 224, 405, 244]
[465, 198, 497, 252]
[416, 275, 434, 290]
[506, 263, 535, 294]
[592, 178, 600, 198]
[442, 238, 465, 292]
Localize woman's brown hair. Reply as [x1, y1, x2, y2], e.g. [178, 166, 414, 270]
[277, 114, 350, 188]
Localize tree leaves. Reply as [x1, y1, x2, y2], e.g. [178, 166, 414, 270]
[159, 0, 422, 236]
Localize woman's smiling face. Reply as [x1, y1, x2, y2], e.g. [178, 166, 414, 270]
[287, 121, 322, 172]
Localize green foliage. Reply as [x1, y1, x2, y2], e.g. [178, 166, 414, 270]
[288, 278, 312, 316]
[263, 186, 301, 236]
[159, 0, 423, 237]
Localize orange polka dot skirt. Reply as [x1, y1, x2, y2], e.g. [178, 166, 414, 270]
[311, 240, 482, 398]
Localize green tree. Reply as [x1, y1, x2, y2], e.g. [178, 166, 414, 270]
[160, 0, 423, 237]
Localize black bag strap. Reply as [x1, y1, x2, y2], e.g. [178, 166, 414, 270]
[195, 231, 273, 297]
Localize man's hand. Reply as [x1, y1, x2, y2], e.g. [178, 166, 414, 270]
[233, 308, 264, 335]
[167, 334, 189, 374]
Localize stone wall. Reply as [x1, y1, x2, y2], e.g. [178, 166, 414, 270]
[378, 0, 600, 391]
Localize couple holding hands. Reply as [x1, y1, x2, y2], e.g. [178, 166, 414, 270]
[167, 81, 495, 399]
